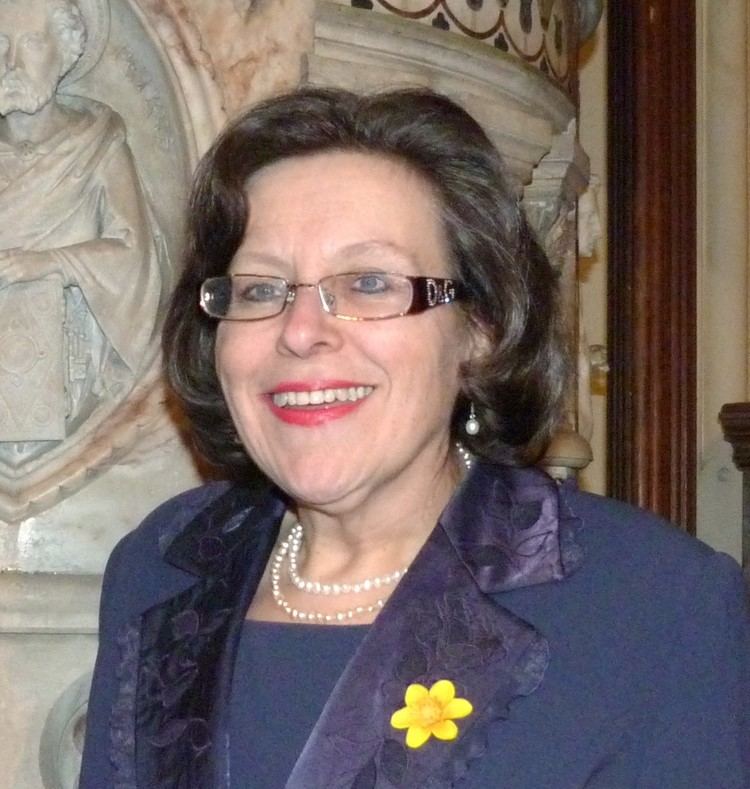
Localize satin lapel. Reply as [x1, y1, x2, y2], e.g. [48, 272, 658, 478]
[288, 464, 574, 789]
[130, 485, 285, 789]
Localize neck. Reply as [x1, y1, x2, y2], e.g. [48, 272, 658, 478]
[292, 442, 464, 584]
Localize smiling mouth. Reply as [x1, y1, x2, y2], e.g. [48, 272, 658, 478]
[271, 386, 374, 408]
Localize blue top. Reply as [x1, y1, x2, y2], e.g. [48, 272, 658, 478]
[230, 621, 368, 788]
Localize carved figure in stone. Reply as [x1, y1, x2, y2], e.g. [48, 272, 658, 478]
[0, 0, 165, 467]
[577, 174, 602, 257]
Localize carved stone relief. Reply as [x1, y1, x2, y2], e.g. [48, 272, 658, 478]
[0, 0, 218, 521]
[0, 2, 227, 787]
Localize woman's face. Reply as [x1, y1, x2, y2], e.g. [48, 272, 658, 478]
[215, 151, 476, 512]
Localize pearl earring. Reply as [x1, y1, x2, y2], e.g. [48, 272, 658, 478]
[465, 402, 480, 436]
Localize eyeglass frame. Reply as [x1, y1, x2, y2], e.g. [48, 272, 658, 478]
[199, 272, 465, 322]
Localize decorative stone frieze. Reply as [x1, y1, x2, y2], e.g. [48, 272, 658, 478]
[325, 0, 603, 97]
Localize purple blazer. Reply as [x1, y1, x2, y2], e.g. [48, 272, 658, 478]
[79, 463, 750, 788]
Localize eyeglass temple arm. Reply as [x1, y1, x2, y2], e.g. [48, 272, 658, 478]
[407, 277, 464, 315]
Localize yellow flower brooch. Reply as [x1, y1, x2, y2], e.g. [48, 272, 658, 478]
[390, 679, 473, 748]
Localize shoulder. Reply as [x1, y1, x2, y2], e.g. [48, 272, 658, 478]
[57, 95, 121, 126]
[57, 95, 129, 148]
[100, 482, 234, 615]
[563, 487, 735, 585]
[549, 487, 748, 636]
[112, 481, 233, 559]
[501, 484, 748, 646]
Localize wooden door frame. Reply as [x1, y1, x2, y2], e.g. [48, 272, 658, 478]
[607, 2, 697, 531]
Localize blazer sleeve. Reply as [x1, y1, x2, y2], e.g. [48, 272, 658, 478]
[635, 552, 750, 788]
[78, 533, 135, 789]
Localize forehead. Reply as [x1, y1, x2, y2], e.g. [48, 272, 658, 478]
[237, 151, 450, 276]
[247, 149, 437, 200]
[0, 1, 51, 31]
[243, 151, 446, 255]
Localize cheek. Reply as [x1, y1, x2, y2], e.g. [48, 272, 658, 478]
[213, 329, 233, 385]
[214, 327, 254, 399]
[382, 322, 465, 410]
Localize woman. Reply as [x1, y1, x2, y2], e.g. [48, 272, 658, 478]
[80, 88, 750, 789]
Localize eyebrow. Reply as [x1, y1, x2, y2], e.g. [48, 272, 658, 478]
[231, 250, 287, 267]
[233, 240, 418, 269]
[333, 240, 417, 265]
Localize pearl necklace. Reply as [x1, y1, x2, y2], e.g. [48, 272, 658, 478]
[455, 441, 474, 472]
[270, 444, 474, 622]
[270, 528, 391, 622]
[287, 523, 407, 595]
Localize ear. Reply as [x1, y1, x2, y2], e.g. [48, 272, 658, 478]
[461, 318, 491, 367]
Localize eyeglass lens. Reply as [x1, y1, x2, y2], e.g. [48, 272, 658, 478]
[202, 273, 417, 321]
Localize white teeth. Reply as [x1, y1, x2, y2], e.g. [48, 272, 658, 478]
[272, 386, 373, 408]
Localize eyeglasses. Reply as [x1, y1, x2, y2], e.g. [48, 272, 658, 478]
[199, 272, 464, 322]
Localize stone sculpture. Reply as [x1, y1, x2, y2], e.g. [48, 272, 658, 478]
[0, 0, 165, 467]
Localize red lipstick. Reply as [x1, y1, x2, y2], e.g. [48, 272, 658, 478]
[266, 380, 371, 427]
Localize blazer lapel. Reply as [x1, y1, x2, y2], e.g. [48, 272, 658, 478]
[123, 483, 286, 789]
[288, 463, 582, 789]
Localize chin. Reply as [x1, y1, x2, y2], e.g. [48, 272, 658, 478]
[272, 467, 363, 510]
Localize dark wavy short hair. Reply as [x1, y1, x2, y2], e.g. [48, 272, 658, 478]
[163, 87, 568, 477]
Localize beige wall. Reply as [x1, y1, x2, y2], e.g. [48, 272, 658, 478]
[696, 0, 747, 561]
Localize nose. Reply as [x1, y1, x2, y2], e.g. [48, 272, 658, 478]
[4, 37, 18, 70]
[276, 284, 343, 358]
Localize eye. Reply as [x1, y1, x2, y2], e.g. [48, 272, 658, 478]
[236, 279, 286, 303]
[350, 273, 390, 295]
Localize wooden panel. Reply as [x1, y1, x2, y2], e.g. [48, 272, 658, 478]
[607, 1, 697, 531]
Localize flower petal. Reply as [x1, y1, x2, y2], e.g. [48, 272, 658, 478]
[404, 683, 429, 706]
[443, 697, 473, 719]
[429, 679, 456, 704]
[405, 725, 432, 749]
[390, 707, 414, 729]
[430, 719, 459, 741]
